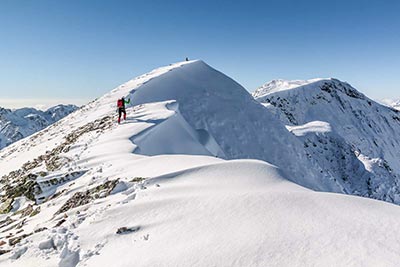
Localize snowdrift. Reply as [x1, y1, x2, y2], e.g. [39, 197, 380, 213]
[1, 61, 400, 266]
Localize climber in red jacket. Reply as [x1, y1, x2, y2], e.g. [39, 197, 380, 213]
[117, 97, 130, 124]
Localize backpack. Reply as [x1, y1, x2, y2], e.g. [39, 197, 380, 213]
[117, 99, 124, 108]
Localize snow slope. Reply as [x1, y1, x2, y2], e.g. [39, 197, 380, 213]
[0, 105, 78, 149]
[124, 60, 345, 192]
[254, 78, 400, 203]
[0, 60, 341, 193]
[1, 61, 400, 266]
[3, 158, 400, 267]
[253, 78, 327, 96]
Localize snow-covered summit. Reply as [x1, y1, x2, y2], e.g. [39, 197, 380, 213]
[392, 100, 400, 110]
[253, 78, 329, 97]
[381, 98, 400, 110]
[45, 104, 78, 121]
[254, 77, 400, 203]
[253, 77, 367, 102]
[2, 61, 400, 266]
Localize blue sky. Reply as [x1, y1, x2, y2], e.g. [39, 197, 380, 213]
[0, 0, 399, 108]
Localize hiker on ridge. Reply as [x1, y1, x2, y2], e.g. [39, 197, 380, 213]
[117, 96, 130, 124]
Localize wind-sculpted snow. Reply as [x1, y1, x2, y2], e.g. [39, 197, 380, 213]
[286, 121, 332, 136]
[2, 156, 400, 266]
[254, 78, 400, 203]
[1, 60, 400, 266]
[125, 60, 342, 192]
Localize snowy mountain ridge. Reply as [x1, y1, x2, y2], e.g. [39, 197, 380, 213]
[392, 100, 400, 110]
[0, 104, 78, 150]
[253, 78, 400, 203]
[253, 78, 366, 102]
[1, 60, 400, 266]
[253, 78, 331, 97]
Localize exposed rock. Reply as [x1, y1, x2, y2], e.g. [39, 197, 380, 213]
[0, 116, 113, 206]
[15, 219, 26, 229]
[116, 226, 140, 235]
[0, 198, 14, 214]
[0, 249, 10, 255]
[56, 179, 119, 215]
[47, 189, 67, 201]
[15, 204, 33, 217]
[54, 218, 66, 227]
[1, 173, 41, 205]
[56, 192, 91, 215]
[14, 204, 41, 218]
[34, 227, 48, 233]
[8, 233, 32, 246]
[15, 229, 23, 234]
[30, 206, 41, 217]
[130, 177, 146, 183]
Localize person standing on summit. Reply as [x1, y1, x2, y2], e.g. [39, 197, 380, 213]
[117, 96, 130, 124]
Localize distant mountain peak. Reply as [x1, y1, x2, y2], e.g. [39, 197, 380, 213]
[381, 99, 400, 110]
[253, 78, 331, 98]
[254, 76, 400, 204]
[253, 77, 367, 103]
[0, 104, 78, 149]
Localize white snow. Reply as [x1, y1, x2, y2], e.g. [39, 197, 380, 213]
[0, 105, 77, 149]
[10, 197, 33, 213]
[252, 78, 329, 98]
[253, 77, 400, 203]
[3, 157, 400, 266]
[1, 61, 400, 266]
[286, 121, 332, 136]
[381, 98, 400, 110]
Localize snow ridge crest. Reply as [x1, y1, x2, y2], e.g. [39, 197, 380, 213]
[252, 77, 366, 102]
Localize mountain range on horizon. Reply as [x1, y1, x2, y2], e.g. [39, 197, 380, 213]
[0, 104, 78, 150]
[1, 60, 400, 266]
[381, 98, 400, 110]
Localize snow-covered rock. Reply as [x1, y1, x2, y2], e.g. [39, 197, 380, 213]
[393, 100, 400, 110]
[253, 78, 327, 96]
[1, 61, 400, 266]
[253, 78, 400, 203]
[0, 104, 78, 149]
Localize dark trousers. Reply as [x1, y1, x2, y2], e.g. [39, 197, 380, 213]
[118, 108, 126, 123]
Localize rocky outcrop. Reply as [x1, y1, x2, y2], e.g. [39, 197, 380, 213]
[56, 179, 119, 215]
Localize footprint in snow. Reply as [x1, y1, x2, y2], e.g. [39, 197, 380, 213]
[81, 242, 105, 262]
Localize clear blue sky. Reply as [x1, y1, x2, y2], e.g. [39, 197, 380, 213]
[1, 0, 399, 108]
